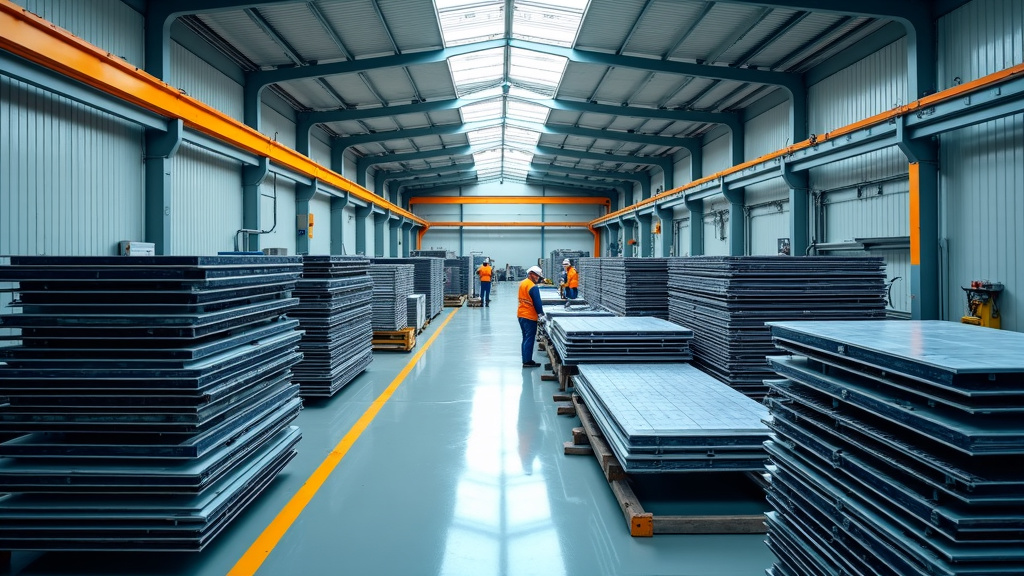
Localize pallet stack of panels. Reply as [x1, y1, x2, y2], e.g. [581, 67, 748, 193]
[547, 316, 693, 365]
[372, 258, 444, 319]
[574, 364, 770, 473]
[407, 294, 426, 331]
[667, 256, 887, 399]
[599, 257, 669, 318]
[578, 257, 602, 308]
[0, 255, 304, 551]
[291, 256, 373, 398]
[367, 264, 414, 331]
[763, 320, 1024, 576]
[443, 256, 470, 296]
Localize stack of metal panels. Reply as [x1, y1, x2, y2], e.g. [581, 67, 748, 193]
[667, 256, 887, 398]
[578, 257, 602, 308]
[547, 316, 693, 365]
[407, 294, 426, 331]
[367, 264, 414, 330]
[537, 285, 566, 306]
[543, 304, 614, 323]
[0, 255, 303, 551]
[763, 320, 1024, 576]
[410, 249, 455, 259]
[547, 249, 589, 281]
[443, 256, 470, 296]
[600, 257, 669, 318]
[372, 258, 444, 319]
[291, 256, 373, 398]
[574, 364, 769, 473]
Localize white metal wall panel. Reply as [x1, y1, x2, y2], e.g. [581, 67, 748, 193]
[701, 133, 733, 176]
[420, 229, 460, 254]
[672, 151, 693, 186]
[169, 42, 243, 122]
[745, 102, 790, 160]
[807, 39, 907, 192]
[257, 177, 297, 254]
[748, 202, 790, 256]
[701, 200, 730, 256]
[260, 105, 296, 150]
[14, 0, 143, 66]
[310, 133, 332, 168]
[169, 142, 243, 255]
[878, 249, 911, 315]
[342, 204, 357, 254]
[824, 187, 909, 243]
[938, 0, 1024, 329]
[308, 194, 332, 255]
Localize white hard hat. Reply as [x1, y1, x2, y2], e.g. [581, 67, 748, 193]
[527, 266, 543, 277]
[483, 258, 489, 264]
[562, 258, 571, 265]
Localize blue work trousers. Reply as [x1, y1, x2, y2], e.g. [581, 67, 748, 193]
[518, 317, 538, 363]
[480, 281, 491, 304]
[564, 287, 578, 300]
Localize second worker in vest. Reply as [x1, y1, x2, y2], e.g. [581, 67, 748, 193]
[561, 259, 579, 307]
[517, 266, 545, 368]
[477, 259, 493, 307]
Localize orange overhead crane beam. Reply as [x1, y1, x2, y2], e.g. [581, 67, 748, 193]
[409, 196, 610, 208]
[592, 58, 1024, 226]
[0, 1, 426, 227]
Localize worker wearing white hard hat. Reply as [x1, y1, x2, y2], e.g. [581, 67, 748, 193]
[517, 266, 545, 367]
[561, 258, 579, 304]
[476, 259, 493, 306]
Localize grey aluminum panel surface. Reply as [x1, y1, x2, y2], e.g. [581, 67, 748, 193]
[576, 364, 769, 442]
[552, 316, 694, 336]
[769, 320, 1024, 390]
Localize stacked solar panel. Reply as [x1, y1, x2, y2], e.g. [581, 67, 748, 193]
[667, 256, 887, 398]
[367, 264, 414, 331]
[763, 320, 1024, 576]
[372, 258, 444, 319]
[599, 257, 669, 318]
[0, 255, 304, 551]
[291, 256, 373, 397]
[547, 316, 693, 366]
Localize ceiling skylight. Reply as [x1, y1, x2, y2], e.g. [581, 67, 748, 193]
[434, 0, 589, 184]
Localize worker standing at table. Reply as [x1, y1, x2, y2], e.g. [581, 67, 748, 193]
[477, 259, 493, 307]
[517, 266, 545, 368]
[562, 258, 579, 303]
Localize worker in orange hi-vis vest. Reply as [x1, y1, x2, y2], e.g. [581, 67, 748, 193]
[477, 258, 493, 307]
[561, 259, 579, 307]
[517, 266, 545, 368]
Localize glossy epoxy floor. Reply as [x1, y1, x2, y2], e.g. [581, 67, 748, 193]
[8, 283, 775, 576]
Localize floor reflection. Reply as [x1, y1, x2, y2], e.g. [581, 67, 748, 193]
[439, 367, 565, 576]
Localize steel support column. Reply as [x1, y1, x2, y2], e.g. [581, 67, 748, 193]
[781, 160, 809, 256]
[388, 216, 402, 257]
[295, 178, 317, 255]
[655, 206, 674, 257]
[144, 119, 182, 255]
[898, 119, 940, 320]
[330, 192, 349, 255]
[722, 182, 745, 256]
[685, 199, 704, 256]
[355, 205, 373, 255]
[638, 213, 654, 257]
[242, 157, 270, 251]
[373, 210, 389, 257]
[400, 220, 414, 257]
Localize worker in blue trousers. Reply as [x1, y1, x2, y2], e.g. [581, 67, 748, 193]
[561, 258, 578, 305]
[517, 266, 545, 368]
[477, 258, 493, 306]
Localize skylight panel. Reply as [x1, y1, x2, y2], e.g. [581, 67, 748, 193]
[504, 125, 541, 148]
[448, 48, 504, 95]
[436, 0, 504, 47]
[502, 148, 533, 178]
[506, 99, 549, 124]
[467, 126, 503, 147]
[512, 0, 588, 47]
[507, 48, 566, 96]
[460, 98, 503, 122]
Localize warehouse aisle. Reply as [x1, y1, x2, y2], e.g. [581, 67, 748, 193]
[7, 281, 773, 576]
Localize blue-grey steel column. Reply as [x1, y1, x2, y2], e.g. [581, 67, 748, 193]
[354, 204, 373, 255]
[373, 210, 389, 257]
[638, 213, 654, 257]
[604, 222, 620, 257]
[330, 193, 349, 255]
[144, 119, 182, 255]
[780, 160, 809, 255]
[897, 118, 939, 320]
[685, 199, 704, 256]
[295, 179, 317, 255]
[400, 220, 414, 257]
[242, 157, 270, 251]
[389, 217, 402, 257]
[655, 206, 674, 257]
[722, 182, 745, 256]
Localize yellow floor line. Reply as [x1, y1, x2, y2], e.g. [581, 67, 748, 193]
[228, 306, 461, 576]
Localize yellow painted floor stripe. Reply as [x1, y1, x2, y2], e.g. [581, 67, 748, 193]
[228, 306, 461, 576]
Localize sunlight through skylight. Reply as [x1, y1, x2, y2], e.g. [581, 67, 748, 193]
[435, 0, 504, 47]
[512, 0, 588, 47]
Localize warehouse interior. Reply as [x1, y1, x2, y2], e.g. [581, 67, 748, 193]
[0, 0, 1022, 574]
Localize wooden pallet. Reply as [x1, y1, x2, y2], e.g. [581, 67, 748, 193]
[467, 297, 483, 307]
[542, 334, 577, 392]
[564, 395, 767, 537]
[372, 327, 416, 352]
[444, 294, 467, 307]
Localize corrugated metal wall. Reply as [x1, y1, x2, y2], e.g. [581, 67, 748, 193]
[938, 0, 1024, 329]
[672, 153, 693, 187]
[701, 133, 733, 175]
[169, 143, 243, 254]
[167, 40, 245, 255]
[701, 199, 731, 256]
[308, 194, 332, 255]
[748, 202, 790, 256]
[14, 0, 143, 66]
[745, 102, 790, 159]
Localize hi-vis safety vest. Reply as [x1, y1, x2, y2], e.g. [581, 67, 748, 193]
[478, 265, 492, 282]
[565, 267, 579, 289]
[517, 278, 539, 321]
